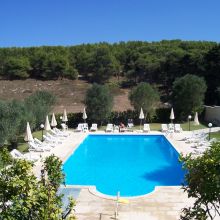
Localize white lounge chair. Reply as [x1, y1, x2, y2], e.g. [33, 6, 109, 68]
[61, 123, 68, 131]
[10, 149, 40, 162]
[29, 142, 49, 152]
[83, 123, 89, 132]
[51, 129, 68, 137]
[90, 123, 98, 132]
[143, 124, 150, 132]
[174, 124, 182, 133]
[46, 133, 63, 142]
[43, 134, 61, 145]
[54, 127, 69, 136]
[127, 123, 134, 128]
[168, 123, 174, 131]
[76, 123, 84, 132]
[161, 124, 168, 132]
[106, 124, 113, 132]
[34, 138, 55, 148]
[114, 125, 119, 133]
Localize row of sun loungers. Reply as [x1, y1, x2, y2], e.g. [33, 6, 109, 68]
[10, 128, 70, 162]
[161, 124, 182, 133]
[75, 123, 182, 133]
[76, 123, 97, 132]
[183, 131, 216, 155]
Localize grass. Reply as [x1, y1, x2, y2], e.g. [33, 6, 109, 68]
[180, 122, 207, 131]
[209, 131, 220, 140]
[17, 130, 43, 153]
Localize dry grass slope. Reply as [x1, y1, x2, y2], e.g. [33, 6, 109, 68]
[0, 79, 132, 113]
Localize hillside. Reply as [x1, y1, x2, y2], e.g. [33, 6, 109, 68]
[0, 79, 132, 113]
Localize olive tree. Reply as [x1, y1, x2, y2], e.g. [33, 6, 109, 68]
[129, 82, 160, 120]
[0, 100, 26, 148]
[172, 74, 207, 119]
[84, 84, 113, 124]
[24, 91, 56, 129]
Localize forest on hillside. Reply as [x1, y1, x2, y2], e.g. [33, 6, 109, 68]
[0, 40, 220, 105]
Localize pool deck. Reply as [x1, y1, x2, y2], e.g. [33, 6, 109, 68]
[32, 128, 220, 220]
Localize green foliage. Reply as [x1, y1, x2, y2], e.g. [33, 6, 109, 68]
[44, 155, 65, 190]
[0, 40, 219, 104]
[4, 56, 31, 79]
[24, 90, 56, 128]
[204, 45, 220, 105]
[129, 82, 160, 120]
[0, 100, 26, 147]
[0, 149, 76, 220]
[84, 84, 113, 124]
[172, 74, 207, 119]
[0, 91, 55, 148]
[180, 142, 220, 219]
[88, 45, 119, 83]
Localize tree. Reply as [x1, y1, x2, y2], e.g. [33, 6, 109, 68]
[0, 100, 26, 148]
[24, 91, 56, 129]
[88, 45, 119, 84]
[84, 84, 113, 124]
[0, 149, 76, 219]
[4, 57, 31, 79]
[172, 74, 207, 119]
[129, 82, 160, 120]
[204, 45, 220, 105]
[0, 91, 55, 148]
[180, 142, 220, 220]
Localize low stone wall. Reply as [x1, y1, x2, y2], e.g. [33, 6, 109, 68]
[205, 106, 220, 125]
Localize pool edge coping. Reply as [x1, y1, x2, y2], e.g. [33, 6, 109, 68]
[63, 132, 184, 199]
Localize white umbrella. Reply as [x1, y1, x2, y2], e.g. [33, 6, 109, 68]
[194, 112, 200, 125]
[62, 109, 68, 122]
[139, 108, 144, 120]
[139, 108, 145, 129]
[82, 107, 87, 122]
[51, 113, 57, 127]
[24, 122, 33, 142]
[170, 108, 175, 123]
[44, 115, 51, 131]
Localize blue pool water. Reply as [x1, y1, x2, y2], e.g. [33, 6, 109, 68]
[63, 135, 186, 197]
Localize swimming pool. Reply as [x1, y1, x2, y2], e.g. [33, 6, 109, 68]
[63, 135, 186, 197]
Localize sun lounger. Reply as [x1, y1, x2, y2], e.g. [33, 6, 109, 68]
[143, 124, 150, 132]
[43, 135, 62, 145]
[90, 123, 98, 132]
[161, 124, 168, 132]
[127, 123, 134, 128]
[29, 142, 50, 152]
[51, 129, 68, 137]
[174, 124, 182, 132]
[168, 123, 174, 131]
[46, 133, 63, 142]
[10, 149, 40, 162]
[34, 138, 55, 148]
[83, 123, 88, 132]
[61, 123, 68, 131]
[106, 124, 113, 132]
[54, 127, 69, 136]
[76, 123, 84, 132]
[114, 125, 119, 133]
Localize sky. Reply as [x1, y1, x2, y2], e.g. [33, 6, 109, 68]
[0, 0, 220, 47]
